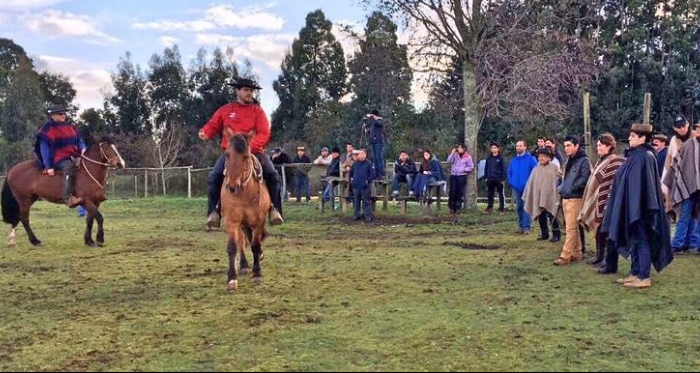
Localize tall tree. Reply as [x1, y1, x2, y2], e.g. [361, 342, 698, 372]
[39, 72, 76, 108]
[271, 9, 348, 140]
[0, 56, 44, 143]
[0, 38, 30, 102]
[106, 52, 150, 135]
[147, 45, 187, 134]
[348, 11, 413, 118]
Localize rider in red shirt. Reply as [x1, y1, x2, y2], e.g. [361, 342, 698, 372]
[199, 77, 283, 228]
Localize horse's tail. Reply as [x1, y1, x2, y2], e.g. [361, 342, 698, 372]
[1, 182, 20, 226]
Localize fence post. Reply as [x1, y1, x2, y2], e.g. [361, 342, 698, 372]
[134, 175, 138, 198]
[144, 170, 148, 198]
[281, 165, 287, 202]
[187, 166, 192, 198]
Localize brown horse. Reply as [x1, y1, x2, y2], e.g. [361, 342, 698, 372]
[1, 136, 125, 247]
[221, 129, 270, 292]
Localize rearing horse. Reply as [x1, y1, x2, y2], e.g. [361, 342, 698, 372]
[221, 129, 270, 292]
[2, 136, 125, 247]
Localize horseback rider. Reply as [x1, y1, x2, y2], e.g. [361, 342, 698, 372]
[199, 77, 284, 228]
[35, 105, 86, 208]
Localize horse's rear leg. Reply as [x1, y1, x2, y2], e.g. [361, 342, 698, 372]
[8, 226, 17, 247]
[239, 227, 251, 275]
[18, 201, 41, 246]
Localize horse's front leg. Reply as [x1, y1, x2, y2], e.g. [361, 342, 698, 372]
[226, 236, 239, 292]
[83, 201, 97, 247]
[93, 203, 105, 247]
[239, 226, 252, 275]
[250, 227, 265, 286]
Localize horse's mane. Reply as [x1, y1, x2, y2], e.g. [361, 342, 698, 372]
[231, 134, 249, 155]
[86, 135, 114, 147]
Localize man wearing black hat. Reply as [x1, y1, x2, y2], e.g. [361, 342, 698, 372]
[199, 77, 283, 228]
[35, 105, 86, 207]
[365, 109, 385, 178]
[601, 123, 673, 288]
[271, 147, 293, 201]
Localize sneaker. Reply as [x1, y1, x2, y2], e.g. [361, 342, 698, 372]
[623, 278, 652, 289]
[615, 275, 639, 284]
[207, 211, 221, 229]
[269, 209, 284, 226]
[391, 190, 400, 197]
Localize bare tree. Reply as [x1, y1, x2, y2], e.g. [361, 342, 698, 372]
[147, 122, 184, 195]
[362, 0, 599, 208]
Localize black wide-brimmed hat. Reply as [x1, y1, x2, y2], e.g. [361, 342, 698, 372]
[228, 77, 262, 90]
[47, 105, 70, 115]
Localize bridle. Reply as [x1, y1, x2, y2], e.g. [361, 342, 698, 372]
[225, 153, 262, 194]
[80, 142, 120, 189]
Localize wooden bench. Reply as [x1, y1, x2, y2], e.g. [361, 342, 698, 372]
[319, 177, 390, 213]
[395, 180, 446, 214]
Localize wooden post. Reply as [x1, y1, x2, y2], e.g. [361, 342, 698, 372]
[134, 175, 138, 198]
[144, 170, 148, 198]
[583, 92, 593, 159]
[643, 92, 651, 125]
[281, 166, 287, 203]
[187, 167, 192, 198]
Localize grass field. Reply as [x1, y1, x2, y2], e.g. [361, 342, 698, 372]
[1, 197, 700, 371]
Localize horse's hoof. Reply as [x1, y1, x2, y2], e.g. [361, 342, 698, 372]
[96, 242, 104, 247]
[252, 277, 262, 286]
[85, 242, 96, 247]
[31, 241, 42, 247]
[239, 268, 250, 276]
[227, 280, 238, 292]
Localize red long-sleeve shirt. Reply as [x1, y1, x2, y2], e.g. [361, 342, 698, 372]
[200, 101, 270, 154]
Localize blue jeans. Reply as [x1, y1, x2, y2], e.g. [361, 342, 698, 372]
[371, 143, 384, 177]
[323, 182, 337, 201]
[391, 174, 414, 194]
[206, 153, 226, 215]
[294, 175, 310, 202]
[513, 190, 531, 231]
[630, 222, 652, 280]
[672, 197, 700, 250]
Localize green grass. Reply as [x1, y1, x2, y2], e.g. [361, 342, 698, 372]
[1, 197, 700, 371]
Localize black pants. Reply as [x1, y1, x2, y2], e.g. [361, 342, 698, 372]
[353, 187, 372, 219]
[537, 212, 561, 238]
[207, 152, 283, 216]
[448, 175, 467, 211]
[486, 180, 505, 211]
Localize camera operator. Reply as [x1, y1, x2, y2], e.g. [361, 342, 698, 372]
[365, 109, 385, 178]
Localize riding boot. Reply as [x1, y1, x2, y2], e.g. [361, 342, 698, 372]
[62, 162, 82, 208]
[587, 231, 606, 265]
[256, 152, 283, 226]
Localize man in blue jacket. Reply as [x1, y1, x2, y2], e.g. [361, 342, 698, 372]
[507, 140, 538, 234]
[349, 149, 376, 222]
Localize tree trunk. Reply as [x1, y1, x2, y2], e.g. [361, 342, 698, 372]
[463, 61, 479, 210]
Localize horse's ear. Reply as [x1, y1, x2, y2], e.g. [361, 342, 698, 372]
[223, 127, 234, 141]
[247, 131, 255, 143]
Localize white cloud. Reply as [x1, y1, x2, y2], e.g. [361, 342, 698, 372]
[0, 0, 65, 10]
[159, 36, 179, 47]
[195, 33, 295, 69]
[35, 55, 112, 110]
[20, 9, 124, 45]
[132, 4, 284, 32]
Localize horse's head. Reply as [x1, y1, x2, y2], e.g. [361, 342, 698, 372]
[94, 136, 126, 169]
[223, 129, 254, 193]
